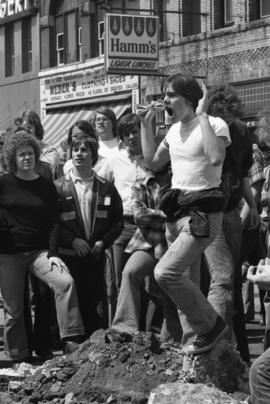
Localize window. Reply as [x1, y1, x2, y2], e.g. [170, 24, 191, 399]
[98, 21, 104, 56]
[56, 33, 64, 65]
[224, 0, 233, 23]
[56, 15, 64, 66]
[78, 26, 82, 61]
[22, 17, 32, 73]
[182, 1, 201, 37]
[55, 11, 80, 66]
[260, 0, 270, 17]
[5, 23, 15, 77]
[66, 11, 77, 63]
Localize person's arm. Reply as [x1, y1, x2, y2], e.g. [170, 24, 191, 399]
[97, 158, 114, 183]
[240, 178, 261, 229]
[140, 112, 170, 171]
[247, 258, 270, 290]
[132, 180, 166, 228]
[197, 83, 229, 166]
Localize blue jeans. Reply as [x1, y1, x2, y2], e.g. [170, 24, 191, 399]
[250, 348, 270, 404]
[204, 226, 235, 337]
[154, 212, 223, 346]
[0, 251, 85, 361]
[112, 250, 157, 334]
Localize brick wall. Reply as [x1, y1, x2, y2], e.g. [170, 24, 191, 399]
[158, 15, 270, 86]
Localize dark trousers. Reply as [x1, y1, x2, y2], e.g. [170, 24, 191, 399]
[61, 253, 107, 338]
[24, 274, 55, 355]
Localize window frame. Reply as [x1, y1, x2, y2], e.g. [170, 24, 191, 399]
[56, 32, 64, 66]
[260, 0, 270, 18]
[5, 22, 15, 77]
[224, 0, 233, 24]
[22, 17, 32, 73]
[78, 26, 82, 61]
[54, 9, 80, 67]
[98, 20, 104, 57]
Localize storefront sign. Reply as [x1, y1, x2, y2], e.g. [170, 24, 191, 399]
[40, 67, 138, 107]
[0, 0, 30, 18]
[105, 13, 159, 76]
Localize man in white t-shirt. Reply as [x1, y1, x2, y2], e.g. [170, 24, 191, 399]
[140, 73, 231, 355]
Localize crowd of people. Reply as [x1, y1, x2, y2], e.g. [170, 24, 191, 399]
[0, 73, 270, 402]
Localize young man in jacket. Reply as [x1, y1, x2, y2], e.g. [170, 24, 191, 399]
[54, 135, 123, 337]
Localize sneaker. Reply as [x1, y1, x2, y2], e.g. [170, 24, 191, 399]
[183, 315, 227, 355]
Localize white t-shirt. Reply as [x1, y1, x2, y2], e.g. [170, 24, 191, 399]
[98, 138, 119, 159]
[98, 149, 148, 216]
[162, 116, 231, 191]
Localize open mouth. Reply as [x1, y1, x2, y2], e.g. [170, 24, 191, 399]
[165, 107, 173, 116]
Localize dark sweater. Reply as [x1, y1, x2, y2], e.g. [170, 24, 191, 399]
[222, 119, 253, 212]
[0, 173, 59, 255]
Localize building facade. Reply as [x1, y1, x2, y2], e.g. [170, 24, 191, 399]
[0, 0, 39, 132]
[0, 1, 270, 144]
[142, 0, 270, 121]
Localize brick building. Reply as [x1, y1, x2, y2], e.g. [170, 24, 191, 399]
[142, 0, 270, 120]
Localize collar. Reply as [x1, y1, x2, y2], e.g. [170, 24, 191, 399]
[70, 170, 94, 184]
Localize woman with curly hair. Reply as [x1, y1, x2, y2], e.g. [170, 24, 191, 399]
[0, 131, 85, 364]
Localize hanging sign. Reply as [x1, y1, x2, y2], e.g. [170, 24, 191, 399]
[105, 13, 159, 76]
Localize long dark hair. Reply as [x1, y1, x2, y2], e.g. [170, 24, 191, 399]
[21, 110, 44, 140]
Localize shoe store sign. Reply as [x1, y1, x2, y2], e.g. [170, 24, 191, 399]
[105, 13, 159, 76]
[0, 0, 31, 18]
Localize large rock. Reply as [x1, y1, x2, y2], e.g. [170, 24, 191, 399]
[187, 339, 250, 394]
[148, 382, 249, 404]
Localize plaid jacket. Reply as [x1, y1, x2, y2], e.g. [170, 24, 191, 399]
[125, 174, 167, 259]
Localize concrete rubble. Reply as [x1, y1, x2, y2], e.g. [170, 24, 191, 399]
[0, 329, 250, 404]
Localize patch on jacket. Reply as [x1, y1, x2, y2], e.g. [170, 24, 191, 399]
[60, 211, 76, 221]
[96, 210, 108, 218]
[104, 196, 111, 206]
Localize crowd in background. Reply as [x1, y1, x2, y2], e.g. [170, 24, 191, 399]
[1, 73, 270, 403]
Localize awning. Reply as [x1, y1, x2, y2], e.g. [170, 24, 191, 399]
[42, 103, 131, 149]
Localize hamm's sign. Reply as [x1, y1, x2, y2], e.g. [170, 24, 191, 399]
[105, 13, 159, 76]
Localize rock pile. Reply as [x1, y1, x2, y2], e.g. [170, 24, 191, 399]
[3, 329, 250, 404]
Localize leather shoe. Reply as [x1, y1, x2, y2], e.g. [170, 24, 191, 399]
[35, 350, 54, 361]
[64, 341, 80, 355]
